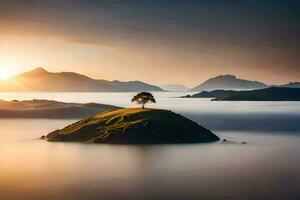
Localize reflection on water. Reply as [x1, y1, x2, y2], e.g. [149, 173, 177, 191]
[0, 92, 300, 199]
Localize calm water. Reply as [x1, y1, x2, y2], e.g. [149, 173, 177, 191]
[0, 92, 300, 200]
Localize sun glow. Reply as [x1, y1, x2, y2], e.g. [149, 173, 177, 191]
[0, 68, 13, 81]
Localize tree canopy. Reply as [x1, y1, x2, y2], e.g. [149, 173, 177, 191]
[131, 92, 156, 109]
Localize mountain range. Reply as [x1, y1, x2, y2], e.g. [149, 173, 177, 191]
[0, 67, 163, 92]
[0, 68, 298, 92]
[190, 75, 268, 91]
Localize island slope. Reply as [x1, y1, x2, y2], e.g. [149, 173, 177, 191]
[46, 108, 219, 144]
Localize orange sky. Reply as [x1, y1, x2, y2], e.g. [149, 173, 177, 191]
[0, 1, 299, 87]
[1, 34, 298, 87]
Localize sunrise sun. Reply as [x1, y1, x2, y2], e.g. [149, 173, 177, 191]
[0, 68, 13, 80]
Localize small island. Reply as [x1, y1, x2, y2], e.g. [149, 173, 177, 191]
[182, 90, 238, 98]
[0, 99, 120, 118]
[182, 87, 300, 101]
[45, 108, 219, 144]
[44, 92, 219, 144]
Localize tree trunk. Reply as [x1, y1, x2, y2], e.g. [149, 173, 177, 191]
[142, 104, 145, 109]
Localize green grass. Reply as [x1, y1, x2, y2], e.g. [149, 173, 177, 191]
[58, 108, 154, 135]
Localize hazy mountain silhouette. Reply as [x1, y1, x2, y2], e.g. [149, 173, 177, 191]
[0, 99, 120, 118]
[161, 84, 189, 91]
[185, 87, 300, 101]
[211, 87, 300, 101]
[0, 67, 163, 92]
[191, 75, 268, 91]
[279, 82, 300, 88]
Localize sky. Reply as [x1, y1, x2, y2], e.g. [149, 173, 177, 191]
[0, 0, 299, 86]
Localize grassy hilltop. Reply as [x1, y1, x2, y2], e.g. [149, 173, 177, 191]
[46, 108, 219, 144]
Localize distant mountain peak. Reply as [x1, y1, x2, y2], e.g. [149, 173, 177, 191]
[16, 67, 49, 78]
[191, 74, 268, 91]
[216, 74, 237, 79]
[31, 67, 48, 74]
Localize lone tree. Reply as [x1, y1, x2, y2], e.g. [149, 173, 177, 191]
[131, 92, 156, 109]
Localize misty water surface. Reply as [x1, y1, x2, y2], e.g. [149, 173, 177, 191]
[0, 92, 299, 199]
